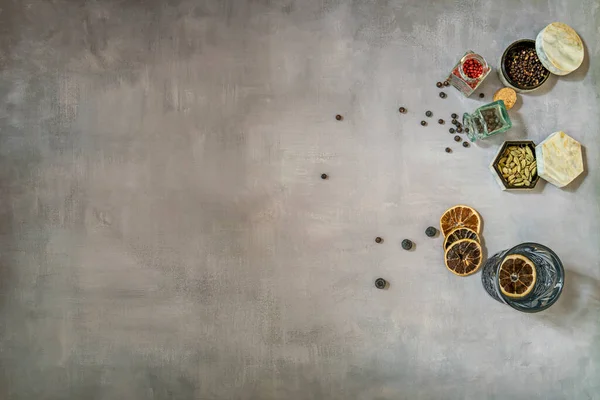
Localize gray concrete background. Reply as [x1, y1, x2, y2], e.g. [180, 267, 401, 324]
[0, 0, 599, 399]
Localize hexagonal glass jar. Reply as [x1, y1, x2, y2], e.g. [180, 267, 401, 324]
[449, 51, 491, 97]
[464, 100, 512, 142]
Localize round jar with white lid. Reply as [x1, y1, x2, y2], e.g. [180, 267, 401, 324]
[499, 22, 585, 93]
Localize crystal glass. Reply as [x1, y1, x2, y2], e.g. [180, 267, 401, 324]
[463, 100, 512, 142]
[481, 242, 565, 313]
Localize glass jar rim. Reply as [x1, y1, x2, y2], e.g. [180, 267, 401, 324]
[459, 53, 488, 82]
[462, 113, 477, 142]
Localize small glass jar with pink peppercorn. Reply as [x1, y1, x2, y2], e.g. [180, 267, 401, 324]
[448, 51, 491, 97]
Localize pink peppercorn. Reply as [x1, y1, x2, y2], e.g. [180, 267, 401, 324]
[462, 59, 484, 79]
[448, 51, 490, 97]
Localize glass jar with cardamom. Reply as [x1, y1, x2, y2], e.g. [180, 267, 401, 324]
[463, 100, 512, 142]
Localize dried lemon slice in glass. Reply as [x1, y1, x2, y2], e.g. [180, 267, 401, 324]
[499, 254, 537, 298]
[444, 239, 483, 276]
[443, 227, 480, 250]
[440, 205, 481, 237]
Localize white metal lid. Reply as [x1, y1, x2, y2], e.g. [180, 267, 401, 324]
[535, 22, 584, 76]
[535, 131, 584, 188]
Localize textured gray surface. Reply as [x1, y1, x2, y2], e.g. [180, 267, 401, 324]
[0, 0, 599, 399]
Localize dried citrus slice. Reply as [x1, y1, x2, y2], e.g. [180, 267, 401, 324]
[443, 227, 480, 250]
[444, 239, 482, 276]
[440, 205, 481, 237]
[498, 254, 537, 298]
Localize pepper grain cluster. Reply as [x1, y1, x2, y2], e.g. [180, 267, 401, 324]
[482, 109, 502, 132]
[506, 48, 549, 88]
[462, 58, 484, 79]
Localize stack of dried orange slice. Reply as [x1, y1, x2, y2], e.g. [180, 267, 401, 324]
[440, 205, 483, 276]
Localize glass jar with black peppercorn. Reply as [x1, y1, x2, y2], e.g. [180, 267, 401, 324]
[448, 51, 491, 97]
[463, 100, 512, 142]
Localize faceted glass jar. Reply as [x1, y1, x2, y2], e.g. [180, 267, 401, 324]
[463, 100, 512, 142]
[449, 51, 491, 97]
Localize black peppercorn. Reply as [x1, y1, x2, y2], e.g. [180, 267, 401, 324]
[321, 173, 328, 180]
[375, 278, 387, 289]
[439, 92, 447, 98]
[436, 82, 443, 88]
[375, 237, 383, 244]
[462, 142, 470, 148]
[438, 119, 444, 124]
[401, 239, 413, 250]
[425, 227, 437, 237]
[505, 47, 549, 88]
[425, 111, 433, 117]
[479, 93, 485, 98]
[457, 127, 463, 133]
[399, 107, 407, 114]
[421, 120, 427, 126]
[335, 114, 343, 121]
[451, 113, 458, 119]
[449, 128, 455, 133]
[445, 147, 452, 153]
[454, 135, 461, 142]
[443, 80, 450, 87]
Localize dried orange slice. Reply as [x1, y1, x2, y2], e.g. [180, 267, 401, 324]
[440, 205, 481, 237]
[498, 254, 537, 298]
[444, 239, 482, 276]
[443, 227, 480, 250]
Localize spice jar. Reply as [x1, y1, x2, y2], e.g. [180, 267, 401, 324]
[488, 132, 585, 191]
[449, 51, 491, 97]
[499, 23, 584, 93]
[463, 100, 512, 142]
[499, 39, 550, 93]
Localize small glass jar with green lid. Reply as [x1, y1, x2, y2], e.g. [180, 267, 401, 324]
[463, 100, 512, 142]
